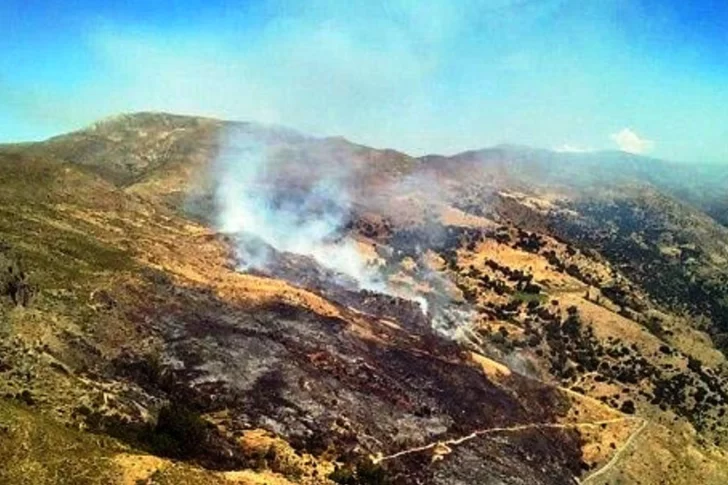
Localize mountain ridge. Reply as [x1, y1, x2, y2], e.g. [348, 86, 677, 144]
[18, 112, 728, 225]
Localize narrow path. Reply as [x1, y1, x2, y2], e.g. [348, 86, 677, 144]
[581, 418, 648, 484]
[372, 417, 643, 465]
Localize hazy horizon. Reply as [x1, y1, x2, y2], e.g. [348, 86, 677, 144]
[1, 109, 724, 166]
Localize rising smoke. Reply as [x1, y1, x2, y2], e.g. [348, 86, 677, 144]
[213, 125, 388, 293]
[209, 122, 492, 327]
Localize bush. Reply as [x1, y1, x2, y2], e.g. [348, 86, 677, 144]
[144, 403, 210, 459]
[620, 400, 636, 414]
[1, 255, 35, 307]
[329, 459, 389, 485]
[644, 316, 668, 339]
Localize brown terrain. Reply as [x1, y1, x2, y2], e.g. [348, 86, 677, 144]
[1, 112, 728, 484]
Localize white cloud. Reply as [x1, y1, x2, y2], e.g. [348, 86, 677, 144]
[610, 128, 654, 154]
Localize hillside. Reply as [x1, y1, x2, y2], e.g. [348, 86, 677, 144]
[1, 112, 728, 484]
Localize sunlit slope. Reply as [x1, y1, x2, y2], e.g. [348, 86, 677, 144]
[0, 148, 596, 484]
[2, 113, 728, 484]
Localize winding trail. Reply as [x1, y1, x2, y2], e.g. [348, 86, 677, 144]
[372, 416, 647, 482]
[581, 418, 648, 484]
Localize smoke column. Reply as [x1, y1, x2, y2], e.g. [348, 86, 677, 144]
[213, 126, 387, 292]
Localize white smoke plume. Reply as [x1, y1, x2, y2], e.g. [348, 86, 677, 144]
[210, 125, 487, 322]
[610, 128, 654, 155]
[213, 126, 387, 293]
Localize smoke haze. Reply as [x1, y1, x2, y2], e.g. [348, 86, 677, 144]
[213, 127, 388, 293]
[3, 1, 727, 163]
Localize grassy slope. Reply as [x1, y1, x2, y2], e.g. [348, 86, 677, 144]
[0, 149, 324, 484]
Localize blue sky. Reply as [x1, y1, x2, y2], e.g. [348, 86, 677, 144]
[1, 0, 727, 162]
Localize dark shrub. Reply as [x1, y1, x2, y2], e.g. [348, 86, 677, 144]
[145, 403, 210, 459]
[329, 459, 389, 485]
[620, 400, 636, 414]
